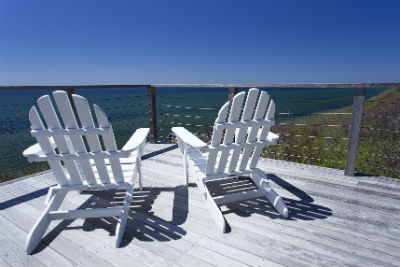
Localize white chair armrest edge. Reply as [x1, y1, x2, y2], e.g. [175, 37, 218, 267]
[267, 131, 279, 144]
[121, 128, 150, 153]
[23, 138, 57, 162]
[172, 127, 208, 152]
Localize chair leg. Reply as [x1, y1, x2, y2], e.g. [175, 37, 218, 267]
[206, 189, 227, 233]
[44, 186, 56, 206]
[115, 184, 133, 247]
[252, 169, 289, 218]
[137, 159, 143, 191]
[196, 178, 227, 233]
[183, 150, 189, 186]
[26, 190, 67, 254]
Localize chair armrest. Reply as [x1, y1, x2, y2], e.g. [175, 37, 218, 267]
[267, 131, 279, 144]
[172, 127, 208, 152]
[23, 138, 57, 163]
[121, 128, 150, 153]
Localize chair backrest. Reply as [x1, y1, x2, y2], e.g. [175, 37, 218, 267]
[29, 90, 125, 185]
[205, 88, 275, 175]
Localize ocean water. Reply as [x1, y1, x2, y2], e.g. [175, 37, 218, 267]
[0, 87, 387, 179]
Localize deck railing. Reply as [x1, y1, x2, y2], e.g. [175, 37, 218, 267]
[1, 83, 399, 180]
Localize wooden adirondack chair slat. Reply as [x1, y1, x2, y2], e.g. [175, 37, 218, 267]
[73, 95, 111, 184]
[229, 88, 259, 172]
[249, 100, 275, 169]
[207, 102, 230, 174]
[216, 92, 245, 174]
[94, 104, 125, 183]
[239, 91, 270, 170]
[28, 106, 69, 185]
[23, 90, 149, 254]
[37, 95, 83, 185]
[53, 91, 98, 185]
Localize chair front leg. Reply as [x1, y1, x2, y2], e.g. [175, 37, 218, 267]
[26, 190, 67, 254]
[136, 145, 144, 191]
[183, 149, 189, 186]
[137, 158, 143, 191]
[176, 137, 189, 186]
[115, 184, 133, 247]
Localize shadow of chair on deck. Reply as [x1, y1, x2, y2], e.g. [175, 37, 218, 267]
[35, 185, 188, 253]
[215, 173, 332, 221]
[29, 170, 332, 254]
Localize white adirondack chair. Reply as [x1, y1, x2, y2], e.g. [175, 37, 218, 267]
[172, 88, 288, 232]
[22, 90, 149, 254]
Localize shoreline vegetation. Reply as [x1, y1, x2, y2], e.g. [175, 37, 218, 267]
[193, 88, 400, 179]
[267, 87, 399, 178]
[0, 88, 398, 182]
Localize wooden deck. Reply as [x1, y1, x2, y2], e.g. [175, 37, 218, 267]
[1, 144, 399, 267]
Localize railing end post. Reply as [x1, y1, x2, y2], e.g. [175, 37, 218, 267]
[63, 87, 78, 115]
[345, 87, 366, 176]
[228, 87, 238, 112]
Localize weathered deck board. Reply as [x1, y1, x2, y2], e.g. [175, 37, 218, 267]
[131, 177, 399, 266]
[1, 144, 400, 267]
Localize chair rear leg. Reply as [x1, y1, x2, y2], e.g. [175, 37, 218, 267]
[26, 190, 67, 254]
[137, 145, 145, 191]
[115, 184, 133, 247]
[252, 169, 289, 218]
[183, 150, 189, 186]
[137, 159, 143, 191]
[264, 184, 289, 218]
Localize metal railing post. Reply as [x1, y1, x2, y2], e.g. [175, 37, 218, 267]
[63, 88, 78, 115]
[147, 86, 158, 143]
[228, 87, 238, 111]
[345, 87, 366, 176]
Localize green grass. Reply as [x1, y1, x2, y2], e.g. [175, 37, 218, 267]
[263, 88, 400, 178]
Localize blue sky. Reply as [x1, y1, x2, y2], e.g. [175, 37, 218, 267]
[0, 0, 399, 85]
